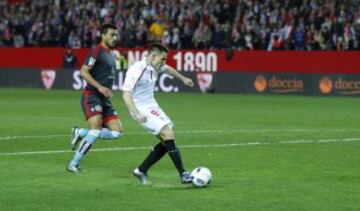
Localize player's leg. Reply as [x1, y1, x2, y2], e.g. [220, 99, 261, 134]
[159, 126, 192, 183]
[70, 127, 89, 150]
[132, 105, 191, 183]
[133, 136, 167, 185]
[98, 98, 124, 140]
[132, 106, 166, 185]
[70, 92, 93, 150]
[70, 93, 121, 150]
[67, 91, 103, 172]
[67, 114, 102, 172]
[99, 116, 123, 140]
[71, 117, 122, 148]
[137, 137, 167, 173]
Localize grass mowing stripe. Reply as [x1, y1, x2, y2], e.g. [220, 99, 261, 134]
[0, 137, 359, 156]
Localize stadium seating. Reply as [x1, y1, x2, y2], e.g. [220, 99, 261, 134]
[1, 0, 360, 50]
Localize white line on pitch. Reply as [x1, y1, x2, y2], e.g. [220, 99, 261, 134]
[0, 128, 358, 141]
[0, 137, 359, 156]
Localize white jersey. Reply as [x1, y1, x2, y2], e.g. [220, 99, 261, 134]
[122, 58, 173, 135]
[122, 59, 166, 105]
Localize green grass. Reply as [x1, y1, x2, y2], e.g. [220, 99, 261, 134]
[0, 88, 359, 210]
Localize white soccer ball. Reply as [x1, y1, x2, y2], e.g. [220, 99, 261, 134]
[190, 167, 212, 187]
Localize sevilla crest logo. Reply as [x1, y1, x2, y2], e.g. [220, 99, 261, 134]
[197, 72, 213, 93]
[41, 70, 56, 90]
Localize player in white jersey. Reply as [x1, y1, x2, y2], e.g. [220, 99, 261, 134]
[122, 43, 194, 185]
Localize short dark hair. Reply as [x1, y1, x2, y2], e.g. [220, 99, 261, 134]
[148, 42, 169, 54]
[100, 23, 117, 35]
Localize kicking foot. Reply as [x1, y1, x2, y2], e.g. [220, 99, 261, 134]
[181, 171, 192, 184]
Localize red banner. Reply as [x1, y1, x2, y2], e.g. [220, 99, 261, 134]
[0, 48, 359, 74]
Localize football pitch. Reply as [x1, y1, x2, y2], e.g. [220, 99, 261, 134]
[0, 88, 359, 210]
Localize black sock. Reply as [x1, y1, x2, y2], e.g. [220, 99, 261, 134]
[164, 139, 185, 175]
[138, 142, 167, 173]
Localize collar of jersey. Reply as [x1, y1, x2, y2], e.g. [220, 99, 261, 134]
[142, 58, 156, 71]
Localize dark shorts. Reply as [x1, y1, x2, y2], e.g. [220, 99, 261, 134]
[81, 90, 118, 124]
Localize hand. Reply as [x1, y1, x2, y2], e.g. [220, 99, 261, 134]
[136, 113, 147, 123]
[98, 86, 113, 98]
[182, 77, 194, 88]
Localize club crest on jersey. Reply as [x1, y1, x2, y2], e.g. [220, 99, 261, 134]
[41, 69, 56, 90]
[91, 105, 102, 112]
[88, 57, 96, 66]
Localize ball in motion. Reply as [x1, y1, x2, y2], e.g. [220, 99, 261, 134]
[190, 167, 212, 187]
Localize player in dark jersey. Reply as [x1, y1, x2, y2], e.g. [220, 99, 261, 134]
[67, 24, 123, 173]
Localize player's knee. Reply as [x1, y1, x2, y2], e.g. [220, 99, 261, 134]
[85, 129, 101, 144]
[159, 130, 174, 140]
[88, 129, 101, 137]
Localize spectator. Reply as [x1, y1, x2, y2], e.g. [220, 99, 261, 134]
[161, 30, 171, 47]
[192, 22, 208, 49]
[169, 27, 180, 49]
[63, 48, 78, 69]
[210, 23, 223, 49]
[1, 0, 360, 51]
[13, 32, 25, 48]
[314, 29, 327, 50]
[149, 18, 167, 41]
[68, 30, 81, 49]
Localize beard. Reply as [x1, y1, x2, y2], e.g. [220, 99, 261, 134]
[106, 40, 116, 48]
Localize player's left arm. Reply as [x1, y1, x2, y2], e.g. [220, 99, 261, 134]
[164, 65, 194, 87]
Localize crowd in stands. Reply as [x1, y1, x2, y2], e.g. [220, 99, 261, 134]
[1, 0, 360, 51]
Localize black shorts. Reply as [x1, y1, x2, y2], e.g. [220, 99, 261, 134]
[81, 90, 118, 124]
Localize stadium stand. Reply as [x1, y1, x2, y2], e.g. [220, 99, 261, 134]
[1, 0, 360, 50]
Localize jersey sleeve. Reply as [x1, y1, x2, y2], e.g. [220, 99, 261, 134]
[83, 46, 101, 69]
[122, 63, 146, 92]
[160, 64, 169, 73]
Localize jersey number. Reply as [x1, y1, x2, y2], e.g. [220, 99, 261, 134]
[150, 110, 160, 116]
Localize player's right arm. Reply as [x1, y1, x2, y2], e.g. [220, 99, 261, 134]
[122, 91, 147, 123]
[80, 64, 113, 98]
[122, 63, 147, 123]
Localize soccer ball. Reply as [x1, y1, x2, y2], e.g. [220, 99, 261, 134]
[190, 167, 212, 187]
